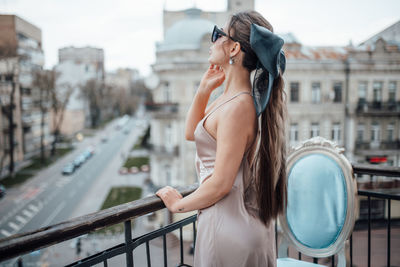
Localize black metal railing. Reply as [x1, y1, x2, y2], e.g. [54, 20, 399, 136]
[0, 164, 399, 266]
[355, 140, 400, 151]
[0, 184, 198, 266]
[148, 144, 180, 157]
[145, 102, 179, 114]
[356, 100, 400, 114]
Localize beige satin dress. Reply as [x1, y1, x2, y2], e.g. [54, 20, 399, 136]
[193, 91, 276, 267]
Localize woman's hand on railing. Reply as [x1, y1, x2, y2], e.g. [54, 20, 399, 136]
[156, 186, 184, 213]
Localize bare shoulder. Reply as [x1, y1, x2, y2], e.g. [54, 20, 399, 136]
[218, 93, 256, 129]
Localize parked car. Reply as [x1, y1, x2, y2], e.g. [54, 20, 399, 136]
[119, 167, 128, 175]
[62, 163, 76, 175]
[82, 150, 92, 160]
[123, 128, 130, 135]
[0, 184, 6, 198]
[87, 145, 95, 154]
[73, 154, 86, 168]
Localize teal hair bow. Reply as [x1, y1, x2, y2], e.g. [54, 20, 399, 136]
[250, 23, 286, 116]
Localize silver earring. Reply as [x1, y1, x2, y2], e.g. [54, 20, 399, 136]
[229, 57, 234, 65]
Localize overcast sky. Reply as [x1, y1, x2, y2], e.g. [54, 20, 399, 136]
[1, 0, 399, 76]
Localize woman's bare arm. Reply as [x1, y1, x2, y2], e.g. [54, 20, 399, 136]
[184, 65, 225, 141]
[184, 88, 211, 141]
[157, 97, 255, 212]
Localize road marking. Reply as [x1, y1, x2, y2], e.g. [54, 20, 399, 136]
[56, 177, 72, 188]
[23, 209, 33, 218]
[23, 187, 41, 200]
[36, 201, 44, 209]
[42, 201, 66, 227]
[8, 222, 20, 231]
[28, 204, 39, 213]
[0, 229, 12, 237]
[16, 215, 27, 224]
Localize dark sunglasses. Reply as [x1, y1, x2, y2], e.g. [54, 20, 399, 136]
[211, 25, 246, 52]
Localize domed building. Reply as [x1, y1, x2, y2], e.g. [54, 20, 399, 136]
[146, 0, 254, 225]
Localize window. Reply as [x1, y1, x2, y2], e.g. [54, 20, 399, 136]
[290, 123, 298, 142]
[371, 122, 380, 142]
[373, 82, 383, 102]
[331, 123, 341, 142]
[387, 123, 394, 141]
[163, 82, 171, 102]
[388, 81, 396, 102]
[310, 123, 319, 138]
[357, 123, 365, 142]
[290, 82, 299, 102]
[165, 123, 172, 147]
[358, 82, 367, 102]
[164, 164, 171, 185]
[333, 82, 342, 102]
[311, 82, 321, 103]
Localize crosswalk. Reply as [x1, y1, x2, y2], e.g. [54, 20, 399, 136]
[0, 201, 43, 238]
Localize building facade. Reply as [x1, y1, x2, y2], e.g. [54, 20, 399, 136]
[146, 1, 255, 229]
[147, 7, 400, 197]
[148, 0, 255, 189]
[0, 58, 24, 176]
[348, 21, 400, 166]
[0, 14, 50, 174]
[54, 46, 105, 136]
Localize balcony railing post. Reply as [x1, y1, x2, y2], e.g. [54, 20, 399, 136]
[179, 227, 184, 264]
[163, 234, 167, 267]
[350, 235, 353, 267]
[368, 196, 371, 267]
[124, 220, 134, 267]
[146, 241, 151, 267]
[387, 199, 391, 267]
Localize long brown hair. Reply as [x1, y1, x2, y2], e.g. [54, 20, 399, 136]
[227, 11, 287, 226]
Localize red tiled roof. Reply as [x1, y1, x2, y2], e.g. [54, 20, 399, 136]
[283, 45, 348, 60]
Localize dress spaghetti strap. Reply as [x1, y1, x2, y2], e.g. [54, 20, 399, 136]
[203, 91, 252, 121]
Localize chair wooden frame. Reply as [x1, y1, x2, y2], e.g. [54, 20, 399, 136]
[278, 137, 358, 266]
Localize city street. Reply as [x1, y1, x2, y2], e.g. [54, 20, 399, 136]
[0, 116, 149, 266]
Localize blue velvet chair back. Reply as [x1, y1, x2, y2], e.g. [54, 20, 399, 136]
[278, 137, 357, 263]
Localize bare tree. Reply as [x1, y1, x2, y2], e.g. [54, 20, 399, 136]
[50, 81, 73, 156]
[80, 79, 104, 128]
[129, 79, 152, 113]
[107, 78, 152, 117]
[32, 69, 57, 164]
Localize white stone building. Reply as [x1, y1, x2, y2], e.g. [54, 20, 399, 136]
[147, 8, 400, 199]
[147, 0, 255, 191]
[54, 46, 104, 136]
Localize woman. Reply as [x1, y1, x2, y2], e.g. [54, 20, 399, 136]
[156, 10, 287, 266]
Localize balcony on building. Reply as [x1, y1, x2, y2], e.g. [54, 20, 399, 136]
[356, 100, 400, 116]
[148, 143, 179, 157]
[2, 122, 17, 135]
[21, 114, 33, 132]
[355, 139, 400, 152]
[145, 101, 179, 118]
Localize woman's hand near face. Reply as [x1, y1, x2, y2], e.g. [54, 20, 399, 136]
[199, 64, 225, 94]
